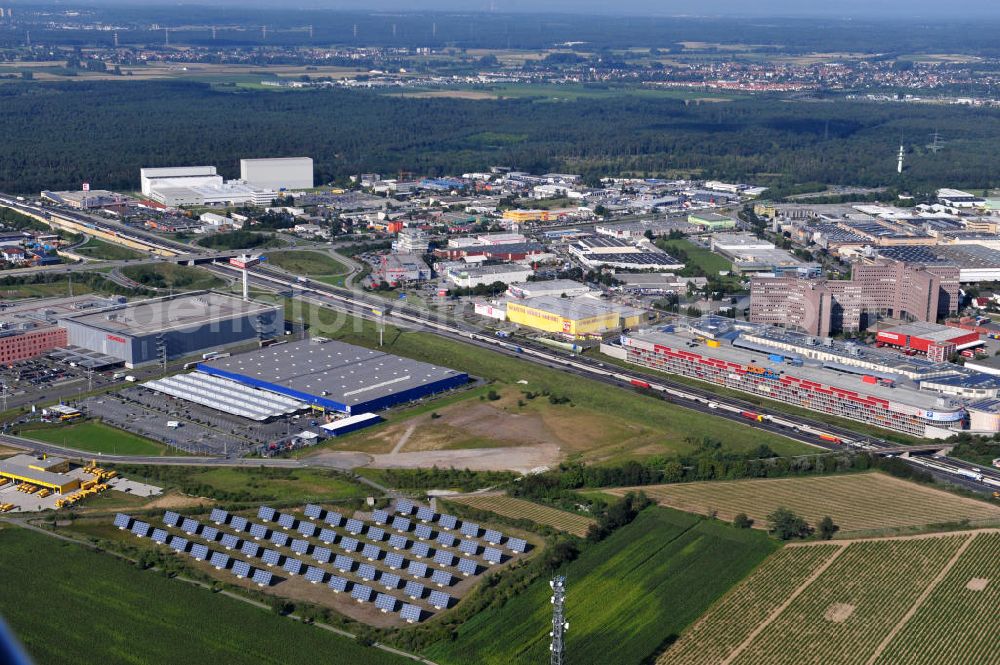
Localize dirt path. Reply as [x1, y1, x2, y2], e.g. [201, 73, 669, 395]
[864, 532, 976, 665]
[720, 543, 848, 665]
[368, 444, 561, 474]
[390, 423, 418, 456]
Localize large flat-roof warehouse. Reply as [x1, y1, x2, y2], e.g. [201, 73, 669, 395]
[198, 338, 468, 414]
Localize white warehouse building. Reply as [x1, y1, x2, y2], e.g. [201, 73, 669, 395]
[240, 157, 314, 191]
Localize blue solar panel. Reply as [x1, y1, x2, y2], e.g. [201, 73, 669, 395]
[339, 537, 359, 552]
[277, 513, 296, 530]
[283, 557, 303, 575]
[416, 507, 435, 522]
[328, 575, 349, 593]
[404, 580, 425, 599]
[180, 518, 200, 534]
[396, 498, 415, 515]
[371, 509, 390, 524]
[367, 526, 386, 542]
[362, 544, 382, 561]
[410, 542, 432, 559]
[201, 526, 219, 542]
[483, 529, 504, 545]
[303, 503, 324, 520]
[483, 547, 503, 564]
[433, 551, 455, 567]
[232, 560, 251, 578]
[318, 528, 338, 544]
[241, 541, 261, 558]
[414, 524, 433, 540]
[230, 516, 249, 532]
[507, 537, 528, 554]
[210, 552, 230, 569]
[249, 523, 269, 540]
[345, 518, 364, 534]
[151, 528, 169, 544]
[457, 558, 478, 576]
[436, 532, 457, 548]
[220, 534, 240, 550]
[458, 539, 478, 556]
[357, 563, 376, 581]
[131, 521, 151, 537]
[388, 534, 408, 550]
[391, 516, 412, 532]
[290, 539, 310, 555]
[313, 546, 332, 564]
[351, 584, 374, 603]
[325, 511, 344, 527]
[431, 569, 454, 587]
[304, 566, 325, 584]
[437, 514, 458, 530]
[408, 561, 429, 578]
[190, 543, 209, 560]
[375, 593, 397, 612]
[252, 569, 273, 587]
[113, 513, 132, 530]
[428, 590, 451, 609]
[257, 506, 276, 522]
[384, 552, 405, 570]
[298, 522, 318, 537]
[210, 508, 229, 524]
[333, 554, 355, 572]
[261, 549, 282, 566]
[380, 572, 401, 589]
[270, 532, 290, 548]
[400, 603, 422, 623]
[162, 511, 181, 526]
[169, 536, 189, 552]
[460, 522, 480, 538]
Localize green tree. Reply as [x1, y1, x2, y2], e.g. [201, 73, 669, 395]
[817, 516, 840, 540]
[767, 507, 813, 540]
[733, 513, 754, 529]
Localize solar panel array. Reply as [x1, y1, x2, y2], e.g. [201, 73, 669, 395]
[120, 498, 528, 625]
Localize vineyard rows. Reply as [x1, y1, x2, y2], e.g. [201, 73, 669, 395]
[611, 473, 1000, 534]
[448, 494, 595, 537]
[659, 531, 1000, 665]
[656, 544, 842, 665]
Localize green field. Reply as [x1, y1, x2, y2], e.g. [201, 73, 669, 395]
[286, 301, 811, 461]
[0, 279, 94, 299]
[73, 237, 146, 261]
[0, 527, 410, 665]
[656, 238, 734, 276]
[113, 464, 369, 503]
[267, 250, 349, 286]
[20, 420, 168, 456]
[121, 263, 224, 291]
[424, 508, 779, 665]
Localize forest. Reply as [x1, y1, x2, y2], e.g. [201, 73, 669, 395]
[1, 80, 999, 194]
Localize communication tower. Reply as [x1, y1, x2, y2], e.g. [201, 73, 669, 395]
[550, 576, 568, 665]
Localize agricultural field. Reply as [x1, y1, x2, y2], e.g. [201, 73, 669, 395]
[609, 472, 1000, 535]
[424, 508, 779, 665]
[20, 420, 169, 456]
[660, 531, 999, 665]
[447, 493, 596, 537]
[289, 303, 812, 468]
[0, 526, 410, 665]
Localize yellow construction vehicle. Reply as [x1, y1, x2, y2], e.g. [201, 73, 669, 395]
[37, 489, 51, 498]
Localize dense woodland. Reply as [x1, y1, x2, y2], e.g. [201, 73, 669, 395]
[2, 80, 998, 195]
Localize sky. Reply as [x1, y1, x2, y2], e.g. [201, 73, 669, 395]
[267, 0, 1000, 18]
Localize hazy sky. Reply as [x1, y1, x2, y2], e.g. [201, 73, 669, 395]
[265, 0, 1000, 18]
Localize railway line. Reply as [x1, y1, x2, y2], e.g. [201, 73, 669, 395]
[211, 261, 1000, 494]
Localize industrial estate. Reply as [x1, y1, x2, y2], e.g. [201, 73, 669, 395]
[1, 5, 1000, 665]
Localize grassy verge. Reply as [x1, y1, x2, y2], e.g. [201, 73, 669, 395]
[0, 527, 410, 665]
[423, 507, 778, 665]
[18, 420, 169, 456]
[121, 263, 224, 291]
[267, 249, 348, 277]
[656, 237, 733, 276]
[72, 237, 145, 261]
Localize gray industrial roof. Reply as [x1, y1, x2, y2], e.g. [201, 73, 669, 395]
[59, 291, 277, 336]
[200, 338, 464, 407]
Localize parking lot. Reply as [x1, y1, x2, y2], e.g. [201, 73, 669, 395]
[0, 356, 123, 410]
